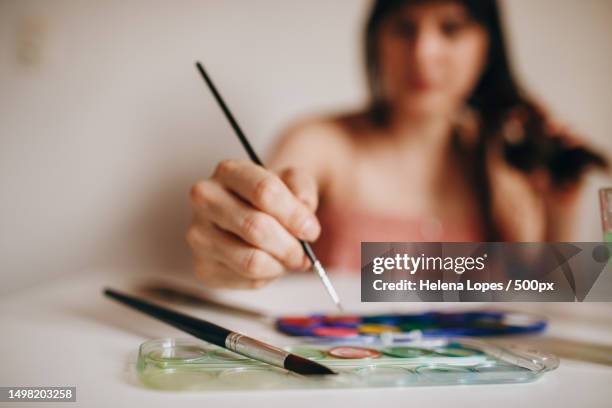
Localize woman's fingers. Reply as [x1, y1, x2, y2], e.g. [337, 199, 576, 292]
[190, 179, 306, 270]
[186, 222, 286, 280]
[487, 140, 545, 241]
[187, 160, 320, 288]
[279, 167, 319, 212]
[212, 160, 320, 241]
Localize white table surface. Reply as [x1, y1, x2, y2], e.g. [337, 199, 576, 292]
[1, 269, 612, 408]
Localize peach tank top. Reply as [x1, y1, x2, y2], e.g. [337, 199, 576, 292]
[310, 204, 483, 271]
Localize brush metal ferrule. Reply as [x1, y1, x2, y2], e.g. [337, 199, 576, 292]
[225, 332, 289, 368]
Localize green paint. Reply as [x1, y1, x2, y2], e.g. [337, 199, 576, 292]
[398, 322, 436, 331]
[283, 346, 326, 360]
[382, 346, 433, 358]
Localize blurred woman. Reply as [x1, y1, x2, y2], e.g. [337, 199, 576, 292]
[187, 0, 607, 288]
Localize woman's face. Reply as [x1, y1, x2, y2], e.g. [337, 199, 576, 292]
[377, 1, 489, 118]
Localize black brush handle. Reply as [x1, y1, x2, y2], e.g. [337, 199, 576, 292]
[196, 62, 262, 165]
[104, 288, 231, 348]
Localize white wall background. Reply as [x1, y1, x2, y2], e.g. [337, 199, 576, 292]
[1, 0, 611, 295]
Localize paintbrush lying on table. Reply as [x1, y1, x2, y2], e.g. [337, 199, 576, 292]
[104, 288, 336, 376]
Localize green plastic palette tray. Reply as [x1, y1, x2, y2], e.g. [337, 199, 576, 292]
[136, 338, 558, 391]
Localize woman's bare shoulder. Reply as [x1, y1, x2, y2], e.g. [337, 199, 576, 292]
[267, 111, 368, 169]
[281, 112, 367, 146]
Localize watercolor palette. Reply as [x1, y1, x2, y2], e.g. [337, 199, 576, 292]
[136, 337, 558, 391]
[276, 311, 547, 339]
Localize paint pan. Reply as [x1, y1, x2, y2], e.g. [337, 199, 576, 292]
[135, 337, 558, 391]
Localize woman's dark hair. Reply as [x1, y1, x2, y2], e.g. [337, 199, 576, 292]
[364, 0, 608, 239]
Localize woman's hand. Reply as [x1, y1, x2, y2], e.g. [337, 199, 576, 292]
[187, 160, 320, 288]
[488, 107, 588, 241]
[487, 142, 548, 241]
